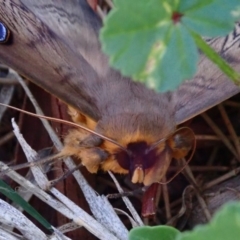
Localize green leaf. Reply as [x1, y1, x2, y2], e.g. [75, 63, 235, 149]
[176, 201, 240, 240]
[101, 0, 240, 91]
[101, 0, 198, 91]
[128, 225, 180, 240]
[144, 24, 198, 91]
[101, 0, 171, 76]
[0, 180, 52, 231]
[180, 0, 240, 37]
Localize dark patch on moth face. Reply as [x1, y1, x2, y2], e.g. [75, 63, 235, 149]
[114, 141, 159, 175]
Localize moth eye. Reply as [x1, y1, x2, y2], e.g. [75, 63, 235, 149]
[0, 22, 10, 44]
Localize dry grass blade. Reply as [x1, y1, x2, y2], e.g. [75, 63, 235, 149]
[108, 171, 144, 227]
[0, 198, 47, 240]
[181, 159, 212, 221]
[162, 176, 171, 220]
[0, 158, 119, 240]
[0, 227, 21, 240]
[0, 132, 14, 146]
[203, 167, 240, 190]
[57, 222, 82, 234]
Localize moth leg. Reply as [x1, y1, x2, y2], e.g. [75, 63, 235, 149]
[62, 129, 108, 173]
[68, 106, 97, 130]
[67, 107, 126, 174]
[79, 147, 109, 173]
[49, 163, 82, 188]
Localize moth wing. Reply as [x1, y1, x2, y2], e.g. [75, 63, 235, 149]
[0, 0, 104, 121]
[174, 28, 240, 124]
[20, 2, 240, 123]
[20, 0, 110, 78]
[0, 1, 239, 124]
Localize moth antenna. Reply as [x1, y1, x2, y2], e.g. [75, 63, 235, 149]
[0, 103, 127, 152]
[146, 131, 173, 153]
[150, 127, 194, 151]
[158, 128, 196, 185]
[0, 152, 63, 177]
[147, 137, 167, 153]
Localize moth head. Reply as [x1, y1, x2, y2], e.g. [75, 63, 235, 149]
[113, 128, 195, 186]
[61, 109, 195, 186]
[114, 140, 167, 186]
[96, 113, 194, 186]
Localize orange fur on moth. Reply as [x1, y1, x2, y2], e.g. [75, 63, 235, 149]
[62, 107, 194, 186]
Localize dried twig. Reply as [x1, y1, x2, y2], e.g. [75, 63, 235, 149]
[162, 176, 171, 220]
[201, 112, 238, 159]
[218, 104, 240, 161]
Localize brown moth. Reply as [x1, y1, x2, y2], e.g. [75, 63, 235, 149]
[0, 0, 240, 216]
